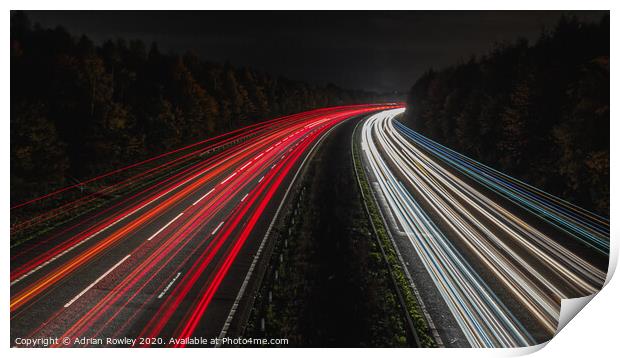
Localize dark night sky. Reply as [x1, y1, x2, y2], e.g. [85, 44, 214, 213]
[25, 10, 607, 93]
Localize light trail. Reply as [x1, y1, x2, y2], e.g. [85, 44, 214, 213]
[64, 255, 132, 308]
[11, 104, 400, 347]
[359, 108, 608, 347]
[394, 121, 610, 255]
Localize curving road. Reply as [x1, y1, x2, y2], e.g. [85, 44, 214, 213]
[10, 104, 397, 347]
[358, 108, 609, 347]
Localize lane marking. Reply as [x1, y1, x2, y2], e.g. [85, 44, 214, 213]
[240, 193, 249, 202]
[158, 272, 182, 299]
[192, 188, 215, 206]
[11, 158, 217, 286]
[147, 212, 184, 241]
[239, 161, 252, 171]
[64, 254, 131, 308]
[11, 194, 159, 286]
[216, 109, 349, 345]
[211, 221, 224, 236]
[220, 172, 237, 185]
[258, 176, 265, 183]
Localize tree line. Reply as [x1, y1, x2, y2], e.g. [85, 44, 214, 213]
[10, 11, 382, 204]
[403, 14, 609, 216]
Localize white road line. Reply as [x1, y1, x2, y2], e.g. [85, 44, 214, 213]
[11, 192, 164, 286]
[192, 188, 215, 206]
[11, 158, 218, 286]
[258, 176, 265, 183]
[240, 193, 249, 202]
[239, 161, 252, 171]
[211, 221, 224, 236]
[254, 153, 264, 160]
[64, 254, 131, 308]
[147, 212, 184, 241]
[221, 172, 237, 185]
[216, 110, 349, 345]
[157, 272, 182, 299]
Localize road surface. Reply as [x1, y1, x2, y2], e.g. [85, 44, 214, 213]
[358, 108, 609, 347]
[10, 104, 397, 347]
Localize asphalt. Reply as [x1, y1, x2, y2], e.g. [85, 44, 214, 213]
[357, 110, 608, 347]
[10, 106, 388, 347]
[355, 122, 469, 348]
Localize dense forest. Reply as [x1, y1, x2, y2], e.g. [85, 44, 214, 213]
[10, 11, 382, 204]
[403, 15, 609, 216]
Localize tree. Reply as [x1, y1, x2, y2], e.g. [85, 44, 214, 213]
[10, 12, 382, 205]
[11, 102, 69, 201]
[403, 15, 609, 215]
[497, 71, 535, 171]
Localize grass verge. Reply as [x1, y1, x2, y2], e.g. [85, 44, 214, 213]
[351, 119, 437, 348]
[244, 117, 416, 347]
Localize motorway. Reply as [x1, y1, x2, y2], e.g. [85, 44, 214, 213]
[358, 108, 609, 347]
[10, 104, 396, 347]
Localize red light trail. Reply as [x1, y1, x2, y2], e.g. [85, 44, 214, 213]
[10, 104, 399, 347]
